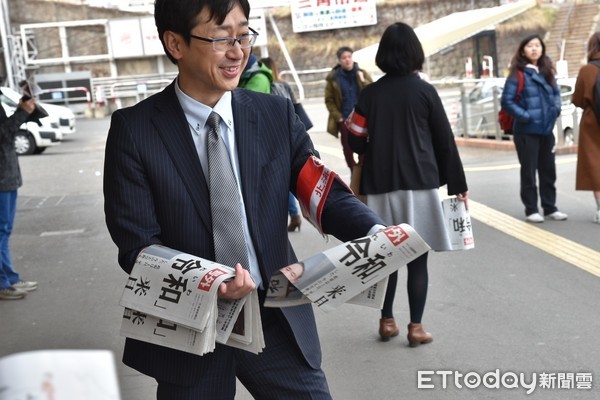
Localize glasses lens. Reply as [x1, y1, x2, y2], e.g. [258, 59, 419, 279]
[212, 39, 232, 52]
[211, 34, 257, 51]
[238, 34, 256, 49]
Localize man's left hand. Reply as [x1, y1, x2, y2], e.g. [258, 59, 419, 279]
[218, 264, 256, 300]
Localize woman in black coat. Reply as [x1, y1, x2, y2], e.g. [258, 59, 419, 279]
[347, 22, 468, 346]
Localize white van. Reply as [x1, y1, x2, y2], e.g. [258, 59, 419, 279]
[0, 86, 75, 155]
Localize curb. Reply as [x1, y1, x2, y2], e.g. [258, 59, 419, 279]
[455, 137, 578, 155]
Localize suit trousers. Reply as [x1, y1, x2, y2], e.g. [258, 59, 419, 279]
[513, 134, 558, 216]
[156, 300, 332, 400]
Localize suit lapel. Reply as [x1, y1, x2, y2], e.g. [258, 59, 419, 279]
[232, 90, 264, 242]
[152, 83, 212, 231]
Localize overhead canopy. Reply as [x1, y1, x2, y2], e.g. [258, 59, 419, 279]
[352, 0, 537, 74]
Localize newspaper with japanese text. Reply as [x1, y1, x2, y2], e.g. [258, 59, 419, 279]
[442, 198, 475, 250]
[264, 224, 430, 312]
[119, 245, 264, 356]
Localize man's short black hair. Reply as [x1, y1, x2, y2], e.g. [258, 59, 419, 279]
[154, 0, 251, 64]
[336, 46, 353, 60]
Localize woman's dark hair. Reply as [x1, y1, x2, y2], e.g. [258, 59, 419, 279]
[509, 34, 555, 85]
[375, 22, 424, 76]
[586, 31, 600, 62]
[260, 57, 281, 81]
[154, 0, 250, 64]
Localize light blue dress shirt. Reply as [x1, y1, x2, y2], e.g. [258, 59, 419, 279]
[175, 83, 262, 288]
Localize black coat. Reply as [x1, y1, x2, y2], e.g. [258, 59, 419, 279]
[348, 73, 467, 196]
[0, 106, 28, 191]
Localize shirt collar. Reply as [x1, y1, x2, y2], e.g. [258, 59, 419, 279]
[174, 79, 234, 133]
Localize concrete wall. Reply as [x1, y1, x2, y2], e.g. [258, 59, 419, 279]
[2, 0, 553, 96]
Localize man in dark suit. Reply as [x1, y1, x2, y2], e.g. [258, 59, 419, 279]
[103, 0, 385, 398]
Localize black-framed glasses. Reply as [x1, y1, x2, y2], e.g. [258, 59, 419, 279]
[189, 27, 258, 51]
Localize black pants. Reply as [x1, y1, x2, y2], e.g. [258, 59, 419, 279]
[513, 134, 558, 216]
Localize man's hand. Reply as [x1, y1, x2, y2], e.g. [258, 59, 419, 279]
[218, 264, 256, 300]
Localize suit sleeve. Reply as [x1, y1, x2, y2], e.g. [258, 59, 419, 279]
[289, 100, 384, 242]
[104, 110, 162, 273]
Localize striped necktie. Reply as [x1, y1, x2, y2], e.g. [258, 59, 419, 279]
[206, 111, 250, 270]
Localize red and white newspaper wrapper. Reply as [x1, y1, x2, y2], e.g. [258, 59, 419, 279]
[442, 198, 475, 250]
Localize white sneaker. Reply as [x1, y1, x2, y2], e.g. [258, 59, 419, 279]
[594, 210, 600, 224]
[12, 280, 38, 292]
[525, 213, 544, 223]
[546, 211, 568, 221]
[0, 287, 27, 300]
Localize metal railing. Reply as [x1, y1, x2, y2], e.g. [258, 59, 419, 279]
[431, 78, 579, 147]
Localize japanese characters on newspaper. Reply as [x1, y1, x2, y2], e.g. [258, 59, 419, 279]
[264, 224, 431, 312]
[119, 245, 265, 356]
[441, 198, 475, 250]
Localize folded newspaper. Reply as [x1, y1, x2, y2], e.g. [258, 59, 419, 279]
[119, 245, 264, 356]
[119, 224, 429, 355]
[265, 224, 431, 312]
[441, 198, 475, 250]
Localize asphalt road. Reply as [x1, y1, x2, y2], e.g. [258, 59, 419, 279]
[1, 98, 599, 399]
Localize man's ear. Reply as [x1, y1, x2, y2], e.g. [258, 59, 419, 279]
[163, 31, 185, 61]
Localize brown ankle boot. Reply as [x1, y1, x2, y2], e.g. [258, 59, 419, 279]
[407, 323, 433, 347]
[287, 215, 302, 232]
[379, 318, 400, 342]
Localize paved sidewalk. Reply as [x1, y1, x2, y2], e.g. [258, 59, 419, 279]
[1, 108, 598, 400]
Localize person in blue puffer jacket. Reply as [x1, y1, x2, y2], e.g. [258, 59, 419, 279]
[501, 33, 568, 223]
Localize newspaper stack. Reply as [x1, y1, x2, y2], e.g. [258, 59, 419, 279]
[265, 224, 431, 312]
[119, 245, 264, 356]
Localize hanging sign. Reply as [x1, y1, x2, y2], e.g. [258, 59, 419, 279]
[290, 0, 377, 33]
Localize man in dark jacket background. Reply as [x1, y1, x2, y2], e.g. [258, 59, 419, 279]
[324, 46, 372, 174]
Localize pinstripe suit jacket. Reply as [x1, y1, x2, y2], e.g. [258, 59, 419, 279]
[103, 81, 384, 385]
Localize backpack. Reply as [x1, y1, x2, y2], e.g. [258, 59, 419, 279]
[498, 70, 524, 132]
[271, 81, 293, 101]
[589, 60, 600, 122]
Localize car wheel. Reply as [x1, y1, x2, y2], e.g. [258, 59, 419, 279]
[14, 130, 36, 155]
[563, 128, 574, 146]
[33, 146, 47, 154]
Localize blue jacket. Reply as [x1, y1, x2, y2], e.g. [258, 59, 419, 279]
[501, 66, 561, 135]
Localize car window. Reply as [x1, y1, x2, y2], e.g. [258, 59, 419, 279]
[468, 85, 485, 102]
